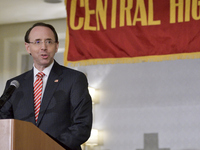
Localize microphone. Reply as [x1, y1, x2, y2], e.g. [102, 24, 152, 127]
[0, 80, 20, 109]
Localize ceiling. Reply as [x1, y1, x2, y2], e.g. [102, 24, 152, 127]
[0, 0, 66, 25]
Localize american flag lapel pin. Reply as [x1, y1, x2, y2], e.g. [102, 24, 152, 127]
[54, 79, 59, 82]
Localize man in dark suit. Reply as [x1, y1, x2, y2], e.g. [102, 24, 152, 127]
[0, 22, 93, 150]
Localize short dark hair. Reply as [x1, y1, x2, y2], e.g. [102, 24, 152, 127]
[24, 22, 59, 43]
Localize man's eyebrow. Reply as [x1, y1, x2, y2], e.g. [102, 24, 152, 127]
[34, 38, 42, 41]
[33, 38, 53, 41]
[45, 38, 53, 40]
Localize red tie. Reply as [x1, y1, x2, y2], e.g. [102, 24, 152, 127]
[34, 72, 45, 123]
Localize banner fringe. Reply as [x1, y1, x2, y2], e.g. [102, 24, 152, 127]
[64, 52, 200, 67]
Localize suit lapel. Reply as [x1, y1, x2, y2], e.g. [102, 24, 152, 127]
[37, 62, 63, 125]
[22, 69, 36, 124]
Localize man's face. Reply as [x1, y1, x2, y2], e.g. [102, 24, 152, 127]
[25, 26, 59, 70]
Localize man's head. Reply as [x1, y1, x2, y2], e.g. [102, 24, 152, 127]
[25, 22, 59, 71]
[24, 22, 58, 43]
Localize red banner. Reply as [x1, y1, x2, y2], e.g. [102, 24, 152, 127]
[64, 0, 200, 66]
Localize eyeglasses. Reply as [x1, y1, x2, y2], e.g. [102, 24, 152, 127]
[29, 40, 57, 46]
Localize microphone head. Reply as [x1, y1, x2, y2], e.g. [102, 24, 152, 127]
[10, 80, 20, 89]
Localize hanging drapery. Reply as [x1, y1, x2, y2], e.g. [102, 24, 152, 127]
[64, 0, 200, 66]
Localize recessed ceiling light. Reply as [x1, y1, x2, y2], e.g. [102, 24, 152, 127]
[44, 0, 62, 3]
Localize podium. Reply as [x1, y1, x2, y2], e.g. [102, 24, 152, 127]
[0, 119, 65, 150]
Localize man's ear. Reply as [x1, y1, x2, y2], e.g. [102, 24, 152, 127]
[25, 42, 31, 54]
[56, 41, 59, 53]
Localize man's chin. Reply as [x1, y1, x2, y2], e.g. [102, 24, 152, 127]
[41, 60, 53, 67]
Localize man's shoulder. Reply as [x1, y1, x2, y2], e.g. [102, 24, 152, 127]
[61, 66, 85, 76]
[5, 69, 32, 87]
[8, 70, 32, 82]
[54, 62, 84, 76]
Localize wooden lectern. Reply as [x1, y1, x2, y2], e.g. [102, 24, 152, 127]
[0, 119, 65, 150]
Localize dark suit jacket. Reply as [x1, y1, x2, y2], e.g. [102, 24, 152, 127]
[0, 61, 93, 150]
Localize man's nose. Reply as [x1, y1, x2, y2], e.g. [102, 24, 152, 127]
[41, 41, 47, 49]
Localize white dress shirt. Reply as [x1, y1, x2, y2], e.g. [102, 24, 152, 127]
[33, 61, 54, 101]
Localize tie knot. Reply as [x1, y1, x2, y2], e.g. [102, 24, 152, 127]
[37, 72, 45, 78]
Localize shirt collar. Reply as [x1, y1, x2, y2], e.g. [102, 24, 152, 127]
[33, 61, 54, 77]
